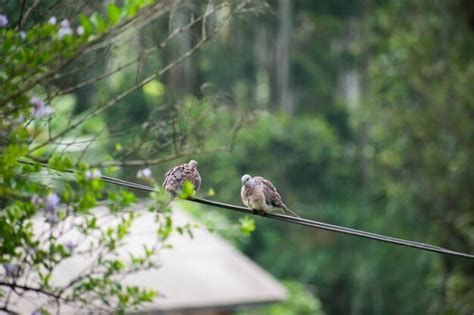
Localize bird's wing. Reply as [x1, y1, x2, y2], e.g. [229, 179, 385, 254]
[182, 164, 201, 191]
[163, 165, 180, 186]
[163, 168, 174, 188]
[163, 164, 185, 194]
[254, 176, 285, 208]
[254, 177, 299, 217]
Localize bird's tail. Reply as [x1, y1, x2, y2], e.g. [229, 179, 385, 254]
[282, 205, 300, 218]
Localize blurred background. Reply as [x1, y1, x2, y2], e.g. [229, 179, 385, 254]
[3, 0, 474, 314]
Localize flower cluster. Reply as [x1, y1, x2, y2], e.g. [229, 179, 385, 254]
[3, 263, 19, 278]
[136, 168, 152, 179]
[65, 240, 77, 252]
[48, 16, 57, 25]
[85, 168, 102, 180]
[50, 17, 85, 38]
[0, 14, 8, 27]
[31, 193, 61, 224]
[45, 193, 60, 213]
[30, 97, 54, 118]
[45, 193, 60, 224]
[31, 194, 43, 205]
[57, 19, 73, 39]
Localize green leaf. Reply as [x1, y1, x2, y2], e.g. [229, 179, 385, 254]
[239, 216, 256, 236]
[87, 217, 97, 229]
[120, 190, 138, 206]
[79, 14, 93, 35]
[90, 13, 107, 33]
[107, 3, 121, 26]
[126, 3, 140, 17]
[48, 154, 73, 171]
[179, 181, 195, 199]
[143, 80, 165, 98]
[207, 188, 216, 197]
[77, 192, 97, 212]
[157, 216, 173, 239]
[141, 289, 156, 302]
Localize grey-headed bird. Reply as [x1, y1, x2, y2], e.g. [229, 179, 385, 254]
[240, 174, 299, 217]
[163, 160, 201, 196]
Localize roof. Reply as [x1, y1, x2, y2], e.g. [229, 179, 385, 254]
[5, 201, 287, 314]
[128, 205, 287, 313]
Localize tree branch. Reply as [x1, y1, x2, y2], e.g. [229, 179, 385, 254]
[1, 0, 177, 108]
[57, 1, 233, 96]
[17, 0, 41, 30]
[88, 146, 230, 168]
[0, 281, 63, 301]
[28, 1, 249, 154]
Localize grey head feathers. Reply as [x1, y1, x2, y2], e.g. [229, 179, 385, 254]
[241, 174, 252, 185]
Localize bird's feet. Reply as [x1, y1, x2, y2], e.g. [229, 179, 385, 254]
[251, 209, 267, 217]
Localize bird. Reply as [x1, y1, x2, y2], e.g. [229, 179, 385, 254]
[240, 174, 299, 217]
[163, 160, 201, 196]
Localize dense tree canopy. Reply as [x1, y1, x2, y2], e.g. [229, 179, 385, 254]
[1, 0, 473, 314]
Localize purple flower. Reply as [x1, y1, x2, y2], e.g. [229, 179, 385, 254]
[137, 168, 152, 179]
[26, 247, 36, 256]
[45, 193, 60, 213]
[45, 214, 58, 225]
[0, 14, 8, 27]
[30, 96, 45, 108]
[76, 26, 84, 36]
[31, 194, 43, 206]
[48, 16, 57, 25]
[30, 96, 54, 118]
[57, 19, 72, 39]
[32, 310, 41, 315]
[15, 115, 25, 124]
[36, 106, 54, 117]
[64, 241, 77, 252]
[60, 19, 70, 29]
[85, 169, 101, 180]
[3, 263, 19, 277]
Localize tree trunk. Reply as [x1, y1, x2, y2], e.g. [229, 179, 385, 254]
[166, 6, 192, 94]
[276, 0, 293, 114]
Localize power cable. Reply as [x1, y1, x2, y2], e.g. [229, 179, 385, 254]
[17, 159, 474, 260]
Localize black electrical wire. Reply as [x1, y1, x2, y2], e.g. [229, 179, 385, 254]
[17, 159, 474, 260]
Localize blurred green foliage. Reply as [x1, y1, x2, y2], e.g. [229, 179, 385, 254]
[238, 280, 324, 315]
[0, 1, 216, 313]
[193, 0, 474, 314]
[1, 0, 473, 314]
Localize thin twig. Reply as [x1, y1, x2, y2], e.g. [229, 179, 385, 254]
[0, 282, 63, 301]
[57, 1, 234, 96]
[88, 146, 229, 167]
[18, 0, 41, 29]
[16, 0, 27, 30]
[1, 1, 175, 107]
[28, 2, 246, 154]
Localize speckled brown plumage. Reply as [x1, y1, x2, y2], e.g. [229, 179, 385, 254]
[240, 174, 299, 217]
[163, 160, 201, 196]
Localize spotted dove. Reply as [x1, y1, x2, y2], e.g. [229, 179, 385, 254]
[240, 174, 299, 217]
[163, 160, 201, 196]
